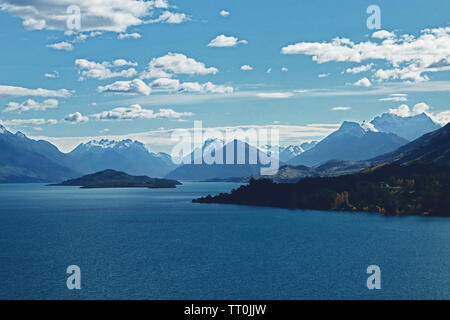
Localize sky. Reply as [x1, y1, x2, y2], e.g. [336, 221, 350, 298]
[0, 0, 449, 153]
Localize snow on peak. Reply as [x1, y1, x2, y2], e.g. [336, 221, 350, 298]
[85, 139, 117, 149]
[281, 145, 304, 155]
[79, 138, 147, 151]
[336, 121, 366, 137]
[361, 120, 378, 132]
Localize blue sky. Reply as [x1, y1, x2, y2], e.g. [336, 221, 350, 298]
[0, 0, 449, 152]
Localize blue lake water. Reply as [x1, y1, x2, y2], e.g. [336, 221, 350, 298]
[0, 182, 449, 300]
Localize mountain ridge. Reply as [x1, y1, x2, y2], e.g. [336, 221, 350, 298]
[288, 121, 408, 166]
[370, 112, 441, 141]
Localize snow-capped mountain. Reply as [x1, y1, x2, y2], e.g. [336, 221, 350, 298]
[279, 145, 304, 162]
[288, 121, 409, 166]
[166, 139, 281, 181]
[67, 139, 177, 177]
[175, 138, 225, 164]
[0, 124, 8, 135]
[187, 140, 307, 164]
[370, 112, 441, 141]
[259, 144, 305, 162]
[70, 138, 148, 153]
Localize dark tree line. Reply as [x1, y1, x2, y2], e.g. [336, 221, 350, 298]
[194, 161, 450, 217]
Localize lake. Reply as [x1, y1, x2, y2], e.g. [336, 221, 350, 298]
[0, 182, 449, 299]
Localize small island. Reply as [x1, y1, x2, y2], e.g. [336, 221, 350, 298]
[49, 169, 181, 189]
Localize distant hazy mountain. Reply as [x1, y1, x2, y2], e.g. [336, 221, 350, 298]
[266, 143, 318, 163]
[154, 152, 178, 170]
[300, 141, 318, 151]
[166, 139, 280, 181]
[258, 144, 304, 162]
[0, 125, 80, 183]
[66, 139, 177, 178]
[288, 121, 408, 166]
[278, 145, 304, 162]
[370, 112, 441, 141]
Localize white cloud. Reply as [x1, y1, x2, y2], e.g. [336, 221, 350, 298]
[331, 106, 351, 111]
[112, 59, 138, 67]
[257, 92, 293, 99]
[387, 101, 450, 125]
[353, 77, 372, 87]
[65, 112, 88, 124]
[281, 67, 288, 72]
[118, 32, 142, 40]
[149, 78, 233, 94]
[207, 35, 248, 47]
[281, 27, 450, 82]
[75, 59, 138, 80]
[432, 110, 450, 125]
[97, 79, 151, 95]
[179, 82, 233, 94]
[241, 65, 253, 71]
[379, 93, 408, 102]
[150, 78, 180, 91]
[1, 118, 57, 127]
[72, 31, 103, 43]
[146, 11, 189, 24]
[90, 104, 193, 121]
[0, 0, 184, 33]
[46, 41, 73, 51]
[346, 63, 374, 74]
[388, 102, 448, 125]
[3, 99, 58, 114]
[22, 18, 46, 30]
[0, 85, 72, 98]
[44, 71, 59, 79]
[141, 53, 218, 79]
[389, 102, 431, 117]
[318, 73, 330, 78]
[219, 10, 230, 17]
[371, 30, 396, 39]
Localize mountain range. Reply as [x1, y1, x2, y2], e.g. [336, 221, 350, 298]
[370, 112, 441, 141]
[288, 121, 409, 166]
[166, 139, 281, 181]
[0, 125, 177, 182]
[0, 124, 80, 183]
[66, 139, 177, 177]
[0, 111, 445, 183]
[264, 122, 450, 183]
